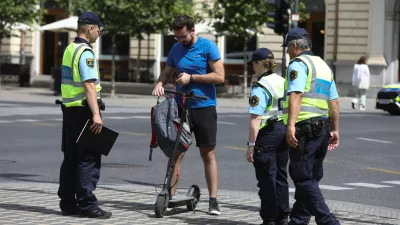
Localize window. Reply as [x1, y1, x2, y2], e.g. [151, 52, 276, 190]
[225, 35, 257, 63]
[162, 35, 177, 59]
[101, 34, 130, 56]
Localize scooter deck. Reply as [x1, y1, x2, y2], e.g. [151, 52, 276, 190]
[168, 196, 194, 208]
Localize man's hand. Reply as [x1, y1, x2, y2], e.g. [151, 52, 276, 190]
[176, 72, 191, 86]
[246, 146, 254, 163]
[152, 82, 164, 96]
[91, 114, 103, 134]
[286, 125, 298, 148]
[328, 131, 339, 151]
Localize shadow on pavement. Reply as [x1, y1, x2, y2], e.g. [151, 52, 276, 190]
[0, 203, 61, 216]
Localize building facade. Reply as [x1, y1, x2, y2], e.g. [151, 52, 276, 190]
[1, 0, 399, 97]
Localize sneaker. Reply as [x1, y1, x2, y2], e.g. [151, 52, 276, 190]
[360, 106, 366, 111]
[209, 199, 221, 215]
[351, 102, 355, 109]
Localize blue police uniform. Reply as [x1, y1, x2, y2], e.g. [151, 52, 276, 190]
[247, 48, 290, 225]
[58, 12, 111, 219]
[283, 28, 340, 225]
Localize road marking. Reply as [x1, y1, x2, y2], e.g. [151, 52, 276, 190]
[120, 131, 148, 136]
[106, 116, 133, 120]
[289, 188, 295, 193]
[217, 121, 236, 125]
[0, 120, 12, 123]
[367, 167, 400, 175]
[356, 137, 393, 144]
[33, 122, 58, 126]
[224, 115, 248, 118]
[382, 181, 400, 185]
[224, 146, 246, 151]
[319, 185, 353, 190]
[15, 119, 40, 122]
[130, 116, 150, 119]
[49, 118, 62, 121]
[343, 182, 393, 188]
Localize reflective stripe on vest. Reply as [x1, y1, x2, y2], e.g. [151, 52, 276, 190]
[256, 74, 285, 129]
[282, 55, 333, 124]
[61, 42, 101, 107]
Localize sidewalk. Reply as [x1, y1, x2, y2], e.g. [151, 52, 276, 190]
[0, 181, 399, 224]
[0, 86, 383, 114]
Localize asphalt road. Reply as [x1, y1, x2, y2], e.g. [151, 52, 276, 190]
[0, 101, 399, 210]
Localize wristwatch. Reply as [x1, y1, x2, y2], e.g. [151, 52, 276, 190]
[247, 141, 256, 147]
[190, 74, 194, 83]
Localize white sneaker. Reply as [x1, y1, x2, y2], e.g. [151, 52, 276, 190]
[209, 200, 221, 215]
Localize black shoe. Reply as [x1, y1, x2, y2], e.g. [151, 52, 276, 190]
[277, 218, 288, 225]
[351, 102, 355, 109]
[209, 200, 221, 215]
[80, 208, 112, 219]
[61, 206, 80, 216]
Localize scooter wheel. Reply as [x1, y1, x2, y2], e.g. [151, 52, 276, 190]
[186, 185, 200, 211]
[155, 194, 168, 218]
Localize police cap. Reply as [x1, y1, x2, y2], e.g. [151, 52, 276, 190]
[282, 28, 310, 47]
[247, 48, 274, 65]
[78, 12, 104, 27]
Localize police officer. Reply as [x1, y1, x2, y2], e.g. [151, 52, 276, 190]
[281, 28, 340, 225]
[57, 12, 112, 219]
[246, 48, 290, 225]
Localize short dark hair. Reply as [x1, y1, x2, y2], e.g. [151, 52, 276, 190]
[172, 14, 194, 31]
[357, 56, 366, 64]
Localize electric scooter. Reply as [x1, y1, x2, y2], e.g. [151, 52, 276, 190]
[153, 89, 208, 218]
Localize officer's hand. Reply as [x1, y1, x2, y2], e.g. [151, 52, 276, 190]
[246, 146, 254, 163]
[328, 131, 339, 151]
[91, 115, 103, 134]
[286, 125, 298, 148]
[176, 73, 190, 86]
[152, 83, 164, 96]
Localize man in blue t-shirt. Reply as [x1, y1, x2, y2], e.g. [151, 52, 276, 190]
[152, 14, 225, 215]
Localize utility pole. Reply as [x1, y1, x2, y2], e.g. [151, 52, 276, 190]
[292, 0, 299, 28]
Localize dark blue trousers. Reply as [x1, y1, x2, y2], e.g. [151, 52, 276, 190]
[288, 126, 340, 225]
[253, 121, 290, 223]
[58, 107, 101, 212]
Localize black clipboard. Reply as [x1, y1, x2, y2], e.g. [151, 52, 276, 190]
[76, 119, 119, 156]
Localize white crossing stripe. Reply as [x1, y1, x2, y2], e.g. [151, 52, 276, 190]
[356, 137, 393, 144]
[15, 119, 41, 122]
[49, 118, 62, 121]
[0, 120, 13, 123]
[130, 116, 150, 119]
[106, 116, 133, 120]
[289, 188, 295, 193]
[217, 121, 236, 125]
[319, 185, 353, 190]
[382, 181, 400, 185]
[344, 183, 393, 188]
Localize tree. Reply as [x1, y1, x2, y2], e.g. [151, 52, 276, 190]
[126, 0, 200, 83]
[0, 0, 42, 41]
[203, 1, 271, 98]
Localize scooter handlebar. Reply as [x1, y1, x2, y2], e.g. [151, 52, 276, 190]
[164, 89, 208, 101]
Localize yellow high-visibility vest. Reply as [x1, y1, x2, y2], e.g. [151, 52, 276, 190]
[61, 42, 101, 107]
[253, 73, 285, 129]
[282, 55, 333, 124]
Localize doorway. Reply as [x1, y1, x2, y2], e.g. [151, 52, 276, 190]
[303, 0, 326, 59]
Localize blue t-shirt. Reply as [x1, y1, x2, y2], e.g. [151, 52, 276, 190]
[79, 50, 98, 82]
[166, 36, 221, 108]
[248, 86, 270, 116]
[287, 60, 339, 100]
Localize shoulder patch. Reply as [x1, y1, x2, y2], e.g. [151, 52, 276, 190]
[290, 70, 298, 81]
[249, 95, 259, 107]
[86, 58, 94, 69]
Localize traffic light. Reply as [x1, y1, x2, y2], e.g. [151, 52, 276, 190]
[267, 0, 290, 35]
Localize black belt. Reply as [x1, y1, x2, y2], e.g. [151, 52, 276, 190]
[295, 117, 330, 128]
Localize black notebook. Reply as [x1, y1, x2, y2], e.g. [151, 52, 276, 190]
[76, 119, 119, 156]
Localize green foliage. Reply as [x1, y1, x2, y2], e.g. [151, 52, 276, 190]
[0, 0, 42, 40]
[296, 0, 311, 22]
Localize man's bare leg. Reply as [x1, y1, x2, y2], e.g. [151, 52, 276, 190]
[199, 146, 218, 198]
[170, 152, 185, 196]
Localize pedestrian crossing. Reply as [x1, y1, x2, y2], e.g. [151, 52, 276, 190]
[289, 180, 400, 193]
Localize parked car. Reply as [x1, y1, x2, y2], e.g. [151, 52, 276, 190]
[375, 82, 400, 115]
